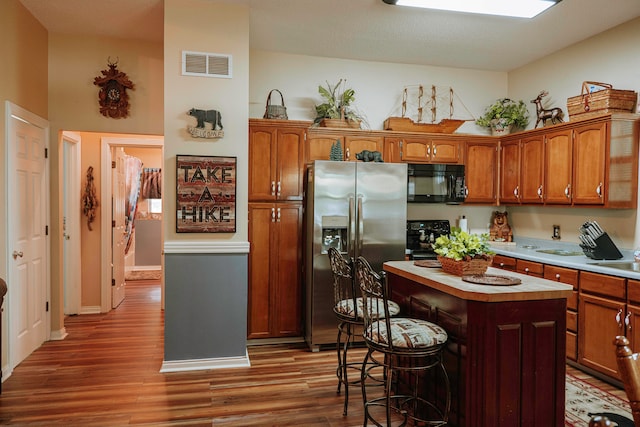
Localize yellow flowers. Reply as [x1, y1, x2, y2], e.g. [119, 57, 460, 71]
[434, 228, 494, 261]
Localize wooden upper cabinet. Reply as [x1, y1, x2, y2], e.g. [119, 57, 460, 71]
[384, 136, 462, 164]
[249, 121, 307, 202]
[499, 138, 521, 204]
[572, 121, 607, 205]
[464, 140, 498, 203]
[544, 129, 573, 204]
[344, 135, 384, 161]
[307, 134, 340, 162]
[431, 139, 462, 163]
[519, 135, 545, 204]
[306, 132, 383, 162]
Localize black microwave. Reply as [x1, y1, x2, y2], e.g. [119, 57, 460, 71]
[407, 164, 466, 204]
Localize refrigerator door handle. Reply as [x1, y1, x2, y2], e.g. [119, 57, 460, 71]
[348, 196, 356, 259]
[357, 195, 364, 256]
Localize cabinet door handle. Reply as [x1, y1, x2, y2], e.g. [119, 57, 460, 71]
[277, 181, 281, 197]
[276, 208, 281, 222]
[524, 267, 530, 273]
[555, 273, 560, 280]
[427, 146, 431, 157]
[271, 208, 276, 222]
[537, 185, 543, 198]
[499, 262, 505, 267]
[596, 182, 603, 198]
[271, 181, 276, 196]
[626, 312, 632, 331]
[346, 148, 350, 161]
[564, 184, 571, 199]
[433, 146, 437, 156]
[616, 309, 623, 328]
[513, 186, 519, 198]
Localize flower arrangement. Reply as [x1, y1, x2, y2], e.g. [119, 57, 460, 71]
[475, 98, 530, 132]
[434, 228, 494, 261]
[313, 79, 365, 125]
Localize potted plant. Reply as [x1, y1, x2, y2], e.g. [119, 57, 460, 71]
[314, 79, 364, 128]
[476, 98, 530, 135]
[434, 228, 494, 276]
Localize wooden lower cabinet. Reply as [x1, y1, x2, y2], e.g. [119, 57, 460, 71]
[389, 273, 566, 427]
[492, 254, 516, 271]
[516, 259, 544, 277]
[544, 265, 579, 361]
[247, 202, 303, 339]
[578, 271, 626, 378]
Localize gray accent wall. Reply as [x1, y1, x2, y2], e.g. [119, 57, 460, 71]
[164, 252, 247, 361]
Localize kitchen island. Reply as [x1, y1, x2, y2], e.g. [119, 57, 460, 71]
[383, 261, 573, 427]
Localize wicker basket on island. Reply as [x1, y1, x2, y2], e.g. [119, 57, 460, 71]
[434, 228, 495, 276]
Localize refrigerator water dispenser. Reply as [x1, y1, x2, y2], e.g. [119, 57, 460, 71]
[321, 215, 348, 254]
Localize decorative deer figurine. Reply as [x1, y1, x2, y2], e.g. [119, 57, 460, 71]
[531, 90, 564, 128]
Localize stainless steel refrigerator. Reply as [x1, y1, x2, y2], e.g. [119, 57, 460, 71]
[304, 160, 408, 350]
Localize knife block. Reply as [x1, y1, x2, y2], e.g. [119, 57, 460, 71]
[579, 232, 623, 260]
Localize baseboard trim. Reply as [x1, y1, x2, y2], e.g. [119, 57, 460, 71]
[50, 327, 68, 341]
[80, 305, 102, 315]
[160, 350, 250, 373]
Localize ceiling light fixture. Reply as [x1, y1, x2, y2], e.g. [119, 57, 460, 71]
[382, 0, 562, 19]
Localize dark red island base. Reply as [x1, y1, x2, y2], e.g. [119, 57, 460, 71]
[383, 261, 573, 427]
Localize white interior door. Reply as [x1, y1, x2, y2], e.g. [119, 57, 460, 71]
[112, 148, 126, 308]
[6, 102, 49, 369]
[62, 132, 81, 315]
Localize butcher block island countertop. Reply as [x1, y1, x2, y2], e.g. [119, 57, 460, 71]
[384, 261, 573, 302]
[383, 260, 572, 427]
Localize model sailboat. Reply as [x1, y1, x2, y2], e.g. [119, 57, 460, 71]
[384, 85, 472, 133]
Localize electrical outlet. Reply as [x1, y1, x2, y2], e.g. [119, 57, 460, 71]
[552, 225, 561, 240]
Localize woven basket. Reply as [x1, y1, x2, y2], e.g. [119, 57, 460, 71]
[567, 81, 637, 120]
[437, 255, 492, 276]
[263, 89, 288, 120]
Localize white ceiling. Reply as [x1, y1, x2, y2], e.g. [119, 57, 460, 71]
[19, 0, 640, 72]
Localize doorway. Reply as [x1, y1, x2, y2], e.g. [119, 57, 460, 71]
[100, 137, 164, 312]
[61, 132, 81, 316]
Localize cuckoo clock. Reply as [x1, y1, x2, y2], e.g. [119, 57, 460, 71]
[93, 58, 134, 119]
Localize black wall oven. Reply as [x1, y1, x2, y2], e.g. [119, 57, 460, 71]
[407, 164, 466, 204]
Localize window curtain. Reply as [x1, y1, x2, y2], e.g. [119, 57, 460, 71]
[140, 168, 162, 199]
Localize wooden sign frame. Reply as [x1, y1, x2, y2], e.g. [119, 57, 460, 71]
[176, 155, 236, 233]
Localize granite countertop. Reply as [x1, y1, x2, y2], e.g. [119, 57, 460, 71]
[489, 237, 640, 279]
[384, 260, 573, 302]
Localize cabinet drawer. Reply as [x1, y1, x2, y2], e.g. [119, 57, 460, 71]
[492, 255, 516, 270]
[567, 310, 578, 332]
[544, 265, 578, 288]
[516, 259, 544, 277]
[567, 290, 578, 311]
[628, 279, 640, 305]
[566, 331, 577, 361]
[580, 271, 626, 300]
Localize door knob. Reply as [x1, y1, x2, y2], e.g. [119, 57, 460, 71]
[12, 250, 23, 259]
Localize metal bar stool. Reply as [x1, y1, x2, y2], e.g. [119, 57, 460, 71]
[356, 256, 450, 427]
[328, 247, 399, 416]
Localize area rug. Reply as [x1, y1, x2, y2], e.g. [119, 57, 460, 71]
[565, 373, 634, 426]
[124, 268, 162, 281]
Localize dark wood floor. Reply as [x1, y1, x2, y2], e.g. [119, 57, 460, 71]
[0, 281, 380, 426]
[0, 280, 627, 426]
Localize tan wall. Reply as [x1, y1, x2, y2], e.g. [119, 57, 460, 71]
[48, 34, 163, 323]
[506, 17, 640, 249]
[164, 0, 249, 243]
[0, 0, 48, 371]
